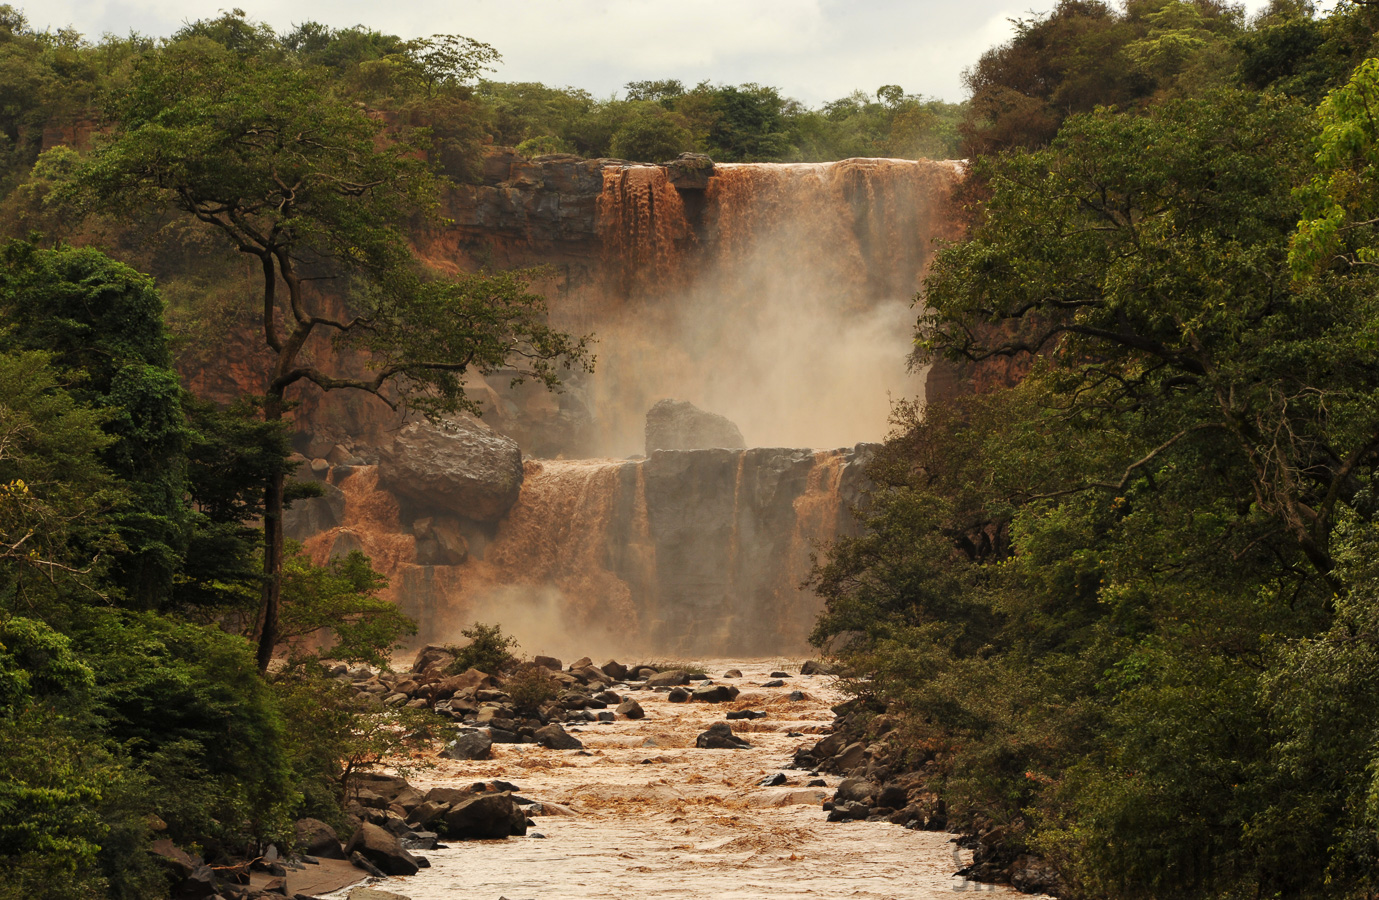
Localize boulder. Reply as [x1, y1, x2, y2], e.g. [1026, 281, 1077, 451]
[616, 699, 645, 719]
[600, 659, 629, 680]
[661, 152, 715, 190]
[666, 687, 691, 703]
[645, 669, 690, 687]
[281, 481, 346, 540]
[534, 723, 584, 750]
[148, 839, 198, 878]
[800, 659, 839, 676]
[695, 721, 751, 749]
[723, 668, 743, 678]
[441, 731, 493, 761]
[645, 399, 745, 453]
[376, 418, 523, 522]
[533, 655, 563, 671]
[834, 777, 877, 805]
[440, 792, 528, 839]
[412, 644, 457, 673]
[691, 683, 740, 703]
[294, 817, 345, 859]
[343, 822, 422, 876]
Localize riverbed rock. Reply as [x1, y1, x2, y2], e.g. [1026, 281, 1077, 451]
[533, 655, 563, 671]
[616, 699, 645, 719]
[349, 888, 413, 900]
[646, 669, 690, 687]
[801, 659, 838, 676]
[294, 817, 345, 859]
[534, 723, 584, 750]
[440, 792, 528, 839]
[696, 721, 751, 749]
[601, 659, 629, 680]
[344, 822, 422, 876]
[441, 731, 493, 761]
[691, 683, 740, 703]
[376, 418, 523, 522]
[645, 399, 746, 453]
[667, 686, 691, 702]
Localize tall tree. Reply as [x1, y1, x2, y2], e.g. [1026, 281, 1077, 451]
[79, 34, 589, 671]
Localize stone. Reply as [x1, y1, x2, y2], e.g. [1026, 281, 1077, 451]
[666, 687, 691, 703]
[175, 864, 218, 899]
[645, 399, 745, 453]
[534, 723, 584, 750]
[615, 699, 645, 719]
[533, 655, 563, 671]
[600, 659, 629, 680]
[876, 783, 909, 810]
[662, 152, 715, 190]
[376, 418, 523, 522]
[761, 773, 787, 786]
[788, 690, 806, 701]
[411, 644, 457, 673]
[440, 731, 493, 761]
[440, 793, 528, 839]
[695, 721, 751, 749]
[343, 822, 421, 876]
[834, 777, 877, 805]
[412, 515, 469, 566]
[645, 669, 690, 687]
[725, 709, 765, 720]
[281, 481, 346, 540]
[149, 838, 199, 878]
[349, 851, 385, 877]
[293, 818, 345, 860]
[723, 668, 743, 678]
[349, 888, 413, 900]
[762, 679, 785, 688]
[691, 683, 740, 703]
[834, 742, 868, 772]
[769, 671, 790, 678]
[800, 659, 839, 676]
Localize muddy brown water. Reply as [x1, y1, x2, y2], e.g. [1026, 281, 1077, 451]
[329, 659, 1041, 899]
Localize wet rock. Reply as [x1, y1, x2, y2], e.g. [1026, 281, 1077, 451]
[348, 888, 413, 900]
[691, 683, 740, 703]
[533, 655, 563, 671]
[645, 669, 690, 687]
[349, 850, 385, 877]
[723, 668, 743, 678]
[440, 731, 493, 761]
[834, 777, 877, 805]
[666, 687, 691, 703]
[376, 418, 523, 522]
[725, 709, 766, 720]
[534, 723, 584, 750]
[762, 679, 785, 688]
[294, 818, 345, 860]
[761, 773, 788, 786]
[769, 671, 790, 678]
[832, 742, 868, 773]
[600, 659, 629, 680]
[788, 690, 806, 701]
[440, 793, 528, 839]
[662, 152, 715, 190]
[344, 822, 422, 876]
[616, 699, 645, 719]
[696, 721, 751, 749]
[281, 481, 346, 540]
[645, 399, 745, 453]
[800, 659, 838, 676]
[876, 783, 909, 809]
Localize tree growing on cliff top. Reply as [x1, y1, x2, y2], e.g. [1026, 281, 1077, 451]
[77, 33, 591, 672]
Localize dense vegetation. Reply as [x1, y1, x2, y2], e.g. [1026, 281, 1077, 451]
[811, 2, 1379, 898]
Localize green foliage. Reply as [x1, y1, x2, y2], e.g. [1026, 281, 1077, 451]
[277, 543, 415, 669]
[504, 662, 560, 710]
[818, 82, 1379, 899]
[446, 621, 519, 675]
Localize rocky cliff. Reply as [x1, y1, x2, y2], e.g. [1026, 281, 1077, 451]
[285, 442, 876, 658]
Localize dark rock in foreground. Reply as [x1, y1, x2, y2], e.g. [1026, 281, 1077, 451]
[696, 721, 751, 749]
[345, 822, 423, 876]
[440, 792, 528, 840]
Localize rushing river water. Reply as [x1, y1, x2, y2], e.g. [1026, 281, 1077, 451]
[322, 659, 1043, 900]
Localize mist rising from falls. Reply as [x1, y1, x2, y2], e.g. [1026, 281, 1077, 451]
[578, 158, 959, 456]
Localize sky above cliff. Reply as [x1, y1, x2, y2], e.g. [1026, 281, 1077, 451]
[34, 0, 1292, 105]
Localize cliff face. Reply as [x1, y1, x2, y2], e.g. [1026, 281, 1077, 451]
[287, 444, 875, 658]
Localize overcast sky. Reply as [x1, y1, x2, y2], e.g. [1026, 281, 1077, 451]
[31, 0, 1287, 105]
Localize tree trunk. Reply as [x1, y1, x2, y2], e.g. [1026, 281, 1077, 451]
[255, 395, 286, 673]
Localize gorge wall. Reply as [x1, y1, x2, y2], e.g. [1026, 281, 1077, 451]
[263, 150, 963, 657]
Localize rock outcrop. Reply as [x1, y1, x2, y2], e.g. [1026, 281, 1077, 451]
[376, 418, 523, 522]
[644, 399, 746, 453]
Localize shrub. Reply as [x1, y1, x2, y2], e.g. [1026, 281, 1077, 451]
[445, 622, 518, 676]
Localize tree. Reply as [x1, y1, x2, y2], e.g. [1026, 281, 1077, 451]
[79, 33, 590, 671]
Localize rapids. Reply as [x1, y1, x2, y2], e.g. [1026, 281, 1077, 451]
[333, 660, 1042, 900]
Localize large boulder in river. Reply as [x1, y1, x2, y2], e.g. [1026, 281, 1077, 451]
[696, 721, 751, 749]
[440, 792, 528, 839]
[343, 822, 422, 876]
[376, 418, 523, 522]
[645, 399, 745, 453]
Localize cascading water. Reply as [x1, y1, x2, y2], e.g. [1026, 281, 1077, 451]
[293, 154, 961, 657]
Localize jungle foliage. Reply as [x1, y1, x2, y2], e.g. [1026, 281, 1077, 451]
[812, 6, 1379, 899]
